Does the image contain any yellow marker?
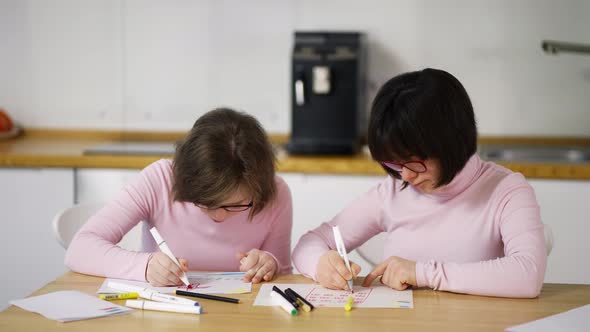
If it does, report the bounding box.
[99,292,139,301]
[296,298,312,313]
[344,296,354,311]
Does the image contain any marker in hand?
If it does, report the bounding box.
[150,227,190,286]
[332,225,354,292]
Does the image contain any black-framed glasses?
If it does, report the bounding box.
[195,201,253,212]
[381,160,427,173]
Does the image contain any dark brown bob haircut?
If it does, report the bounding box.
[368,68,477,189]
[172,108,277,218]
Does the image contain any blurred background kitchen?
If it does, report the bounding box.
[0,0,589,309]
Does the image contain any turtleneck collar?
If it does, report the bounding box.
[420,154,482,202]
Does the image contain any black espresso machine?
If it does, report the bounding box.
[286,32,367,155]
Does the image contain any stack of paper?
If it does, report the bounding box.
[10,290,132,322]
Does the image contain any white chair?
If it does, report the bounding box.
[52,202,146,250]
[52,202,105,249]
[543,223,554,256]
[355,224,554,268]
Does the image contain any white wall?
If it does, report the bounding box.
[1,0,589,135]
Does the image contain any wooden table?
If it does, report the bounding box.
[1,272,589,331]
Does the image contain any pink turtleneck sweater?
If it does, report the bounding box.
[292,155,546,298]
[65,159,293,281]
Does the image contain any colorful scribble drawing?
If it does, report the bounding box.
[305,287,373,307]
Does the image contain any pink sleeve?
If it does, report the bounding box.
[260,177,293,274]
[64,162,166,281]
[292,182,386,279]
[416,180,547,298]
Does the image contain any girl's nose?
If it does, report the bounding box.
[210,208,230,221]
[400,167,418,182]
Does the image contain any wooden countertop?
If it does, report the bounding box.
[2,271,590,332]
[1,129,589,180]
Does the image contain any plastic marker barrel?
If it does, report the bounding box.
[126,300,202,314]
[270,290,297,316]
[344,296,354,311]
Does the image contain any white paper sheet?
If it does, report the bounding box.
[254,283,413,309]
[505,304,590,332]
[10,290,132,322]
[98,272,251,295]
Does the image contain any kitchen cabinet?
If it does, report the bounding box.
[0,168,74,309]
[75,168,140,204]
[529,179,590,284]
[74,168,143,251]
[281,174,385,274]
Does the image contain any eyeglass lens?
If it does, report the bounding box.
[195,202,252,212]
[383,161,427,173]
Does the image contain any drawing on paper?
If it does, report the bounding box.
[97,272,252,295]
[305,287,372,306]
[254,283,413,309]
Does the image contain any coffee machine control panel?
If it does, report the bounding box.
[312,66,331,95]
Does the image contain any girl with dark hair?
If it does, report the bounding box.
[293,68,546,298]
[66,108,292,286]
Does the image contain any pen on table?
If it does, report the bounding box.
[108,281,199,307]
[149,226,190,286]
[270,287,298,316]
[332,225,354,292]
[285,288,314,312]
[126,300,202,314]
[99,292,138,301]
[174,290,240,304]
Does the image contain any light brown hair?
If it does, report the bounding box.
[172,108,277,218]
